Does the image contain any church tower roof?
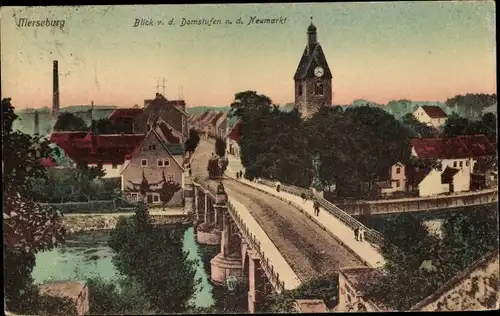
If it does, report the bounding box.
[294,19,332,81]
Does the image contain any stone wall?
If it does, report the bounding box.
[338,188,498,216]
[62,213,191,233]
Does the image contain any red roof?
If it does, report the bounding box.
[109,108,143,121]
[40,157,58,167]
[227,120,242,142]
[420,106,447,119]
[50,132,144,165]
[411,134,495,159]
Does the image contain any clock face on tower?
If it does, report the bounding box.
[314,66,324,77]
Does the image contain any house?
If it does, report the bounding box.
[375,162,407,196]
[199,110,220,137]
[134,93,189,139]
[188,113,201,131]
[226,119,242,159]
[120,127,185,207]
[408,134,496,197]
[214,112,228,138]
[208,111,225,138]
[410,250,499,311]
[39,281,89,316]
[413,105,448,128]
[49,131,144,179]
[108,107,143,133]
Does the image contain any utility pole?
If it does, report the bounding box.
[162,77,166,96]
[156,79,160,94]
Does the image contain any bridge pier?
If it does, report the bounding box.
[247,250,267,313]
[196,189,221,245]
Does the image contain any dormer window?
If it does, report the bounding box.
[314,83,324,96]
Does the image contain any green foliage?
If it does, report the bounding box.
[363,205,499,311]
[94,117,132,134]
[261,273,338,312]
[445,93,496,116]
[215,136,226,157]
[86,276,155,315]
[108,205,201,313]
[53,112,88,131]
[305,105,412,197]
[37,295,79,316]
[443,112,497,138]
[185,128,201,153]
[3,98,67,314]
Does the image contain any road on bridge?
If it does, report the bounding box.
[190,139,365,282]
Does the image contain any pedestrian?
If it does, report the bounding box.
[188,168,192,177]
[276,181,281,192]
[236,171,239,179]
[359,227,365,242]
[354,227,359,241]
[239,170,243,179]
[300,192,307,203]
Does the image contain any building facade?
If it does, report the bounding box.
[120,128,185,207]
[294,20,333,118]
[413,105,448,128]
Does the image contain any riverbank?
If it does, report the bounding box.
[62,211,192,234]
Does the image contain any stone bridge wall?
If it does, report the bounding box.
[337,188,498,216]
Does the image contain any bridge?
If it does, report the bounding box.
[186,139,388,312]
[332,188,498,216]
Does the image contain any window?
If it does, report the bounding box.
[166,174,174,182]
[157,159,164,167]
[112,164,118,169]
[453,161,457,168]
[396,180,400,188]
[148,145,156,151]
[141,159,148,167]
[298,84,303,96]
[153,193,160,204]
[459,161,463,168]
[396,167,401,174]
[315,83,324,95]
[130,193,138,202]
[164,158,170,167]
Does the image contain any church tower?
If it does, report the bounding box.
[293,18,333,118]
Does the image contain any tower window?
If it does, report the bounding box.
[298,84,303,96]
[315,83,324,96]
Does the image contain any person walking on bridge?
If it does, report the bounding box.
[313,199,320,216]
[354,227,360,241]
[301,192,307,203]
[275,181,281,192]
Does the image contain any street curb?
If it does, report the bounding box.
[226,173,372,268]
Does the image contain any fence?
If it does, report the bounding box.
[196,179,286,293]
[258,179,387,250]
[40,196,137,214]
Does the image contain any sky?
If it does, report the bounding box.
[1,2,496,109]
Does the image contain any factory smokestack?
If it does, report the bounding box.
[34,110,40,135]
[52,60,60,121]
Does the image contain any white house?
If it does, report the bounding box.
[409,135,496,197]
[413,105,448,128]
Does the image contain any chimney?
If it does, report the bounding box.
[52,60,60,121]
[34,110,40,135]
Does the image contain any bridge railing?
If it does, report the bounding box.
[258,179,387,251]
[195,179,286,293]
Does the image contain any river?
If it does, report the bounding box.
[32,226,215,308]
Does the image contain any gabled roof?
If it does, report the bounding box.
[109,108,143,121]
[156,118,183,144]
[419,106,447,119]
[211,111,224,126]
[441,166,460,184]
[201,110,219,125]
[457,135,496,157]
[121,128,185,174]
[146,93,189,117]
[294,43,333,80]
[411,135,495,159]
[226,119,243,141]
[215,112,228,128]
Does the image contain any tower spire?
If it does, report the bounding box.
[156,79,159,94]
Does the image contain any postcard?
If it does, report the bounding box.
[2,3,498,315]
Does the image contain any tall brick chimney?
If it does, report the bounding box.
[52,60,60,121]
[34,110,40,135]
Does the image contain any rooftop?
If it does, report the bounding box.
[420,105,448,119]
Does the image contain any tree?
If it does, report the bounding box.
[185,128,201,156]
[445,93,496,119]
[229,90,272,120]
[53,112,88,131]
[2,98,66,313]
[93,117,132,134]
[108,204,201,313]
[158,170,182,210]
[215,136,226,157]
